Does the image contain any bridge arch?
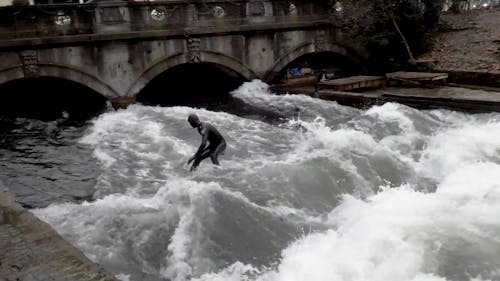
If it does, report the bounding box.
[127,51,258,98]
[0,66,112,120]
[263,43,368,83]
[0,64,119,99]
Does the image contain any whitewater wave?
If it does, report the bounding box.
[32,80,500,281]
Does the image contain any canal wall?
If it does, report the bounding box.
[0,181,119,281]
[440,69,500,88]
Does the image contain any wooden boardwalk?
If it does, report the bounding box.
[318,76,386,91]
[386,71,448,86]
[270,70,500,112]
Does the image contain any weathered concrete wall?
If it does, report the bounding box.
[438,69,500,87]
[0,0,370,104]
[0,0,12,7]
[0,181,119,281]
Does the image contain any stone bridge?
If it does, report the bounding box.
[0,0,370,109]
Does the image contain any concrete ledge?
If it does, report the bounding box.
[436,69,500,88]
[277,85,500,113]
[0,182,119,281]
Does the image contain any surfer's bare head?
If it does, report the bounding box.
[188,114,201,128]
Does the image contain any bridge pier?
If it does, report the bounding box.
[110,97,136,110]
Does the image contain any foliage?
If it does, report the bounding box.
[332,0,445,69]
[449,0,469,13]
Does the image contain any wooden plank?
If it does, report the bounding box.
[386,71,448,81]
[318,75,385,91]
[320,75,384,85]
[278,75,316,87]
[386,76,422,86]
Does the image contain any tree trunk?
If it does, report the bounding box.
[450,0,463,13]
[422,0,444,29]
[388,11,416,65]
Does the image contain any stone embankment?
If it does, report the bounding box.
[0,182,118,281]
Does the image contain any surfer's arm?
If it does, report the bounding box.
[189,127,208,163]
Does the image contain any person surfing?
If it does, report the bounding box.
[187,114,226,172]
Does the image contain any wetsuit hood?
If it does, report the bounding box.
[188,114,201,128]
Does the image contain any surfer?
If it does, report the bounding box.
[187,114,226,171]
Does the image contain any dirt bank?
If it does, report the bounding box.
[418,7,500,73]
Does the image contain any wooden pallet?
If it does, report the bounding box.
[386,71,448,86]
[318,75,386,91]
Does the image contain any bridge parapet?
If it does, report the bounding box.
[0,0,334,48]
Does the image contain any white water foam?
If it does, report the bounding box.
[194,162,500,281]
[231,80,359,121]
[193,81,500,281]
[418,120,500,181]
[34,179,231,280]
[32,81,500,281]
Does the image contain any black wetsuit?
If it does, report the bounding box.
[190,122,226,171]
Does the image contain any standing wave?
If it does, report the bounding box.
[33,81,500,281]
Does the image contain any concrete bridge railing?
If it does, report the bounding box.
[0,1,333,47]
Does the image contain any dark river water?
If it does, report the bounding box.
[1,80,500,281]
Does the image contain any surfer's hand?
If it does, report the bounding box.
[187,156,194,164]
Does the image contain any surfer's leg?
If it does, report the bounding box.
[210,141,226,165]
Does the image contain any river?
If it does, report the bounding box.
[1,80,500,281]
